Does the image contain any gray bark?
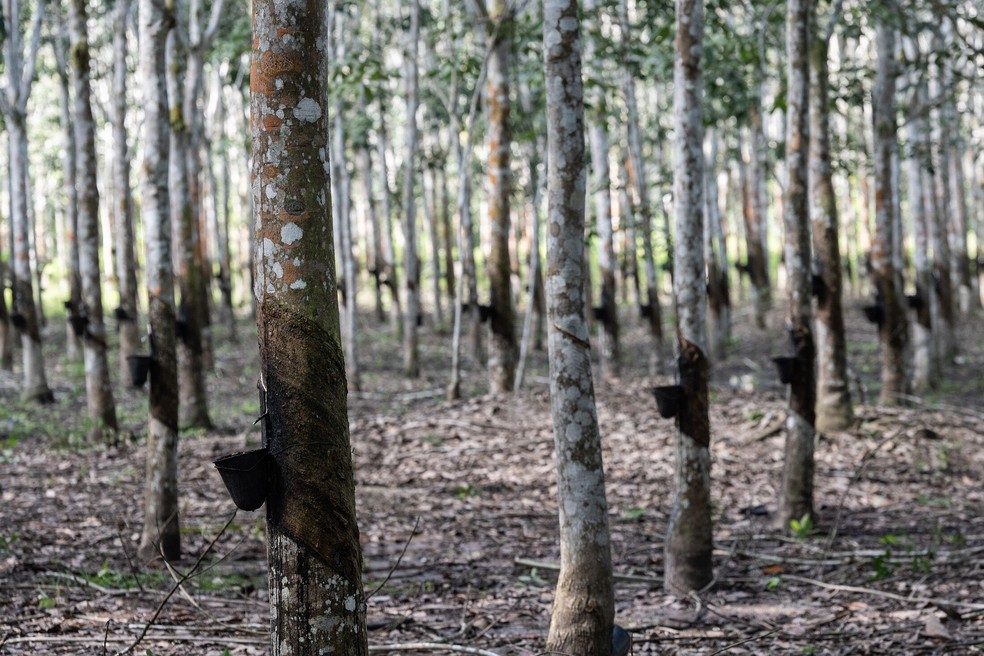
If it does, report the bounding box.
[401,0,422,378]
[138,0,181,562]
[543,1,615,651]
[252,0,368,651]
[70,0,118,442]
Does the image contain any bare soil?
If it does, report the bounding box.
[1,298,983,655]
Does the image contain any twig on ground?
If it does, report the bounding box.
[819,428,901,574]
[782,574,984,611]
[116,510,238,655]
[708,628,780,655]
[160,557,202,610]
[366,516,421,601]
[115,520,145,594]
[513,558,662,584]
[368,642,500,655]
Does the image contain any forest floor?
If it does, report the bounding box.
[1,293,983,655]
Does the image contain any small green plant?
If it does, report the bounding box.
[37,589,58,609]
[747,410,765,422]
[622,507,646,520]
[0,533,20,554]
[790,513,813,540]
[424,433,442,446]
[765,576,781,590]
[515,567,548,589]
[455,483,478,500]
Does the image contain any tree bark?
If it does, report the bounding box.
[778,0,817,530]
[543,2,615,651]
[665,0,714,594]
[584,0,618,381]
[745,98,773,328]
[704,129,729,364]
[138,0,181,562]
[111,0,142,382]
[251,0,368,651]
[618,0,664,375]
[3,0,53,404]
[167,30,212,429]
[70,0,118,442]
[871,22,908,405]
[53,21,83,361]
[809,5,852,431]
[401,0,422,378]
[485,0,518,392]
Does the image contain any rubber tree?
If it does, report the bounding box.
[1,0,53,403]
[778,0,817,530]
[401,0,422,378]
[871,20,908,405]
[111,0,142,384]
[251,0,368,651]
[703,128,729,363]
[167,24,212,429]
[618,0,665,375]
[664,0,714,594]
[584,0,618,380]
[70,0,118,442]
[809,0,852,431]
[479,0,519,392]
[543,0,615,651]
[138,0,181,562]
[52,18,83,361]
[902,44,936,392]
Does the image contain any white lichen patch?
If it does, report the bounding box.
[281,222,303,244]
[290,279,307,290]
[294,97,322,122]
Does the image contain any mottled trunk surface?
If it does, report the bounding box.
[375,109,404,335]
[9,119,53,403]
[778,0,817,531]
[809,21,852,431]
[252,0,368,651]
[745,102,772,328]
[486,0,517,392]
[55,27,83,361]
[871,23,908,405]
[585,0,618,380]
[543,2,615,652]
[112,0,141,382]
[666,0,713,594]
[167,33,212,430]
[704,130,728,364]
[423,163,444,328]
[0,256,11,370]
[401,0,421,378]
[618,0,663,374]
[334,101,361,391]
[138,0,181,563]
[71,0,118,441]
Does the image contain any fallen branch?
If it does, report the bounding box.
[782,574,984,611]
[116,510,238,655]
[513,558,661,584]
[368,642,500,656]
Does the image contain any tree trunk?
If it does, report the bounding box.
[778,0,817,531]
[111,0,142,381]
[356,124,386,323]
[211,65,238,342]
[871,22,908,405]
[809,9,852,431]
[251,1,369,651]
[703,128,728,364]
[3,0,52,403]
[665,0,713,594]
[401,0,421,378]
[138,0,181,562]
[70,0,118,442]
[618,0,664,375]
[423,161,445,329]
[376,107,404,336]
[485,0,518,392]
[167,32,212,429]
[543,2,615,651]
[584,0,618,381]
[745,100,773,327]
[54,23,83,361]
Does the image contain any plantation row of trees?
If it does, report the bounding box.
[1,0,982,653]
